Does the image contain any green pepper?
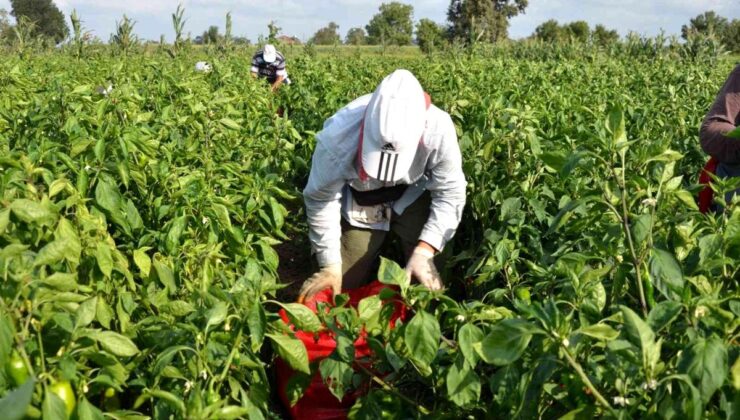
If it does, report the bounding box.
[6,350,28,386]
[49,380,76,418]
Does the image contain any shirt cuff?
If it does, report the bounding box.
[276,69,287,77]
[250,66,258,73]
[315,248,342,268]
[418,229,446,252]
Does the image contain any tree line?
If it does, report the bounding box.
[1,0,739,54]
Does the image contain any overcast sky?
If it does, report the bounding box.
[0,0,738,42]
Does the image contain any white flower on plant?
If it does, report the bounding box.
[642,379,658,391]
[201,370,208,380]
[562,338,570,347]
[202,216,209,225]
[641,198,657,207]
[693,306,708,318]
[616,255,624,263]
[184,381,192,392]
[455,314,466,323]
[84,165,91,171]
[613,396,630,406]
[83,384,89,393]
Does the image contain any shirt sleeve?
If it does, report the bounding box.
[418,114,467,251]
[303,141,346,267]
[275,56,287,77]
[250,54,260,73]
[700,65,740,164]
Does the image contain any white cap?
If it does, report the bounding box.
[263,44,277,63]
[361,69,426,183]
[195,61,211,72]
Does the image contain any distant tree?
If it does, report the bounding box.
[681,11,728,40]
[416,18,446,53]
[366,2,414,45]
[311,21,340,45]
[205,25,220,44]
[534,19,562,42]
[566,20,590,42]
[725,19,740,53]
[592,24,619,46]
[267,20,280,43]
[447,0,528,43]
[0,9,13,41]
[10,0,69,43]
[345,27,366,45]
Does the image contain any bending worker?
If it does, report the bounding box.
[250,44,289,92]
[299,69,466,301]
[701,64,740,203]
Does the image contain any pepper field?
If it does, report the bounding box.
[0,43,738,419]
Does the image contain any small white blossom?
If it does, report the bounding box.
[84,165,91,171]
[641,198,657,207]
[694,306,708,319]
[455,314,466,323]
[616,255,624,263]
[202,216,209,225]
[225,321,231,331]
[184,381,192,392]
[83,384,89,393]
[642,379,658,391]
[562,338,570,347]
[613,396,630,406]
[200,370,208,380]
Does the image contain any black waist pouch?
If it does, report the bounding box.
[349,184,409,206]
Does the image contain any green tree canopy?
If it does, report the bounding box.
[447,0,528,43]
[345,27,366,45]
[416,18,447,53]
[366,2,414,45]
[592,24,619,46]
[10,0,68,43]
[681,11,728,40]
[311,21,340,45]
[566,21,589,42]
[534,19,563,42]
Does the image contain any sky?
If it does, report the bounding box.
[0,0,738,43]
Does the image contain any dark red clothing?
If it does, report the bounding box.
[700,65,740,164]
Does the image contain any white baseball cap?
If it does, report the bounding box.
[263,44,277,63]
[361,69,427,183]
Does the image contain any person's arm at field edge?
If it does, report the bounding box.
[700,65,740,164]
[271,75,285,92]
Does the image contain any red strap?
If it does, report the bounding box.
[356,92,432,182]
[698,157,718,214]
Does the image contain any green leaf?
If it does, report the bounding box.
[10,199,56,225]
[86,330,140,357]
[94,176,121,213]
[205,301,228,331]
[631,214,652,246]
[75,297,98,329]
[647,301,682,333]
[280,303,322,333]
[95,242,114,278]
[674,189,699,211]
[165,215,187,255]
[319,357,354,401]
[404,310,440,371]
[284,372,312,407]
[0,208,10,234]
[54,218,81,265]
[153,257,176,292]
[649,248,684,299]
[267,333,310,374]
[95,298,114,329]
[161,300,195,317]
[446,355,481,407]
[678,337,728,403]
[578,323,619,341]
[475,319,537,366]
[725,126,740,139]
[358,295,382,323]
[0,378,35,420]
[133,248,151,277]
[34,239,71,267]
[247,303,266,352]
[220,118,241,130]
[620,305,655,351]
[458,323,483,367]
[606,106,627,146]
[42,391,67,420]
[77,397,105,420]
[732,357,740,390]
[41,273,78,291]
[698,234,722,266]
[378,257,409,292]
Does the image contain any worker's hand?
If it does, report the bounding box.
[405,247,443,291]
[297,264,342,303]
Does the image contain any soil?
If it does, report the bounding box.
[275,234,314,302]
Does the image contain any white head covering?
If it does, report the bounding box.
[361,69,427,183]
[263,44,277,63]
